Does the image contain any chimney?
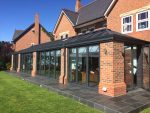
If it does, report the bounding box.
[34,13,40,44]
[75,0,82,12]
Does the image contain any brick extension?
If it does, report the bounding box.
[99,42,126,97]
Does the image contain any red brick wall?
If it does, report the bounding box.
[54,13,76,40]
[15,26,51,52]
[99,41,126,97]
[15,26,38,52]
[107,0,150,41]
[40,29,51,44]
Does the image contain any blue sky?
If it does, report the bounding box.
[0,0,93,42]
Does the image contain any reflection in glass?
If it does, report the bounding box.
[50,51,55,78]
[56,50,61,79]
[89,45,99,86]
[78,47,87,84]
[69,48,77,82]
[125,46,137,90]
[45,52,50,76]
[40,52,45,75]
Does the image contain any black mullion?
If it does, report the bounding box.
[76,48,78,83]
[54,51,56,78]
[87,46,89,86]
[149,44,150,90]
[131,46,134,89]
[49,51,50,77]
[44,51,46,76]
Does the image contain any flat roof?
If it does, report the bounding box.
[15,29,149,54]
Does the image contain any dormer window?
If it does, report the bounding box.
[122,15,133,34]
[60,33,68,39]
[136,10,150,31]
[59,31,69,39]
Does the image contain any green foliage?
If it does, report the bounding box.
[141,108,150,113]
[6,62,11,70]
[0,72,102,113]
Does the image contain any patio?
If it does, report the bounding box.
[7,71,150,113]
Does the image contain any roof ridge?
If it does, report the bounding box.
[63,8,78,14]
[78,0,98,11]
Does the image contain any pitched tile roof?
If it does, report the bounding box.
[76,0,113,25]
[63,9,79,25]
[12,23,35,42]
[12,30,24,41]
[12,23,54,42]
[62,0,114,26]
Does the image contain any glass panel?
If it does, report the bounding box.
[50,51,55,78]
[143,47,150,89]
[40,52,45,75]
[138,12,148,20]
[123,16,131,24]
[89,45,99,86]
[125,46,133,89]
[89,45,99,53]
[37,52,40,74]
[69,48,77,82]
[78,47,87,84]
[138,21,148,29]
[55,50,61,79]
[125,46,137,90]
[45,51,50,76]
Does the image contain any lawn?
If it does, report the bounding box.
[0,71,102,113]
[141,108,150,113]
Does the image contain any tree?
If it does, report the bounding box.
[0,41,14,70]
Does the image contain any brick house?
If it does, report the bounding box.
[12,14,54,52]
[11,0,150,97]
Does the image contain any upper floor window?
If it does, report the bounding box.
[59,31,69,39]
[61,33,68,39]
[136,10,150,31]
[122,15,133,34]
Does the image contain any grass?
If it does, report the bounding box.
[0,71,102,113]
[141,108,150,113]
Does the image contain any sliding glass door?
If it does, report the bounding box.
[125,46,138,90]
[69,45,99,87]
[37,50,61,79]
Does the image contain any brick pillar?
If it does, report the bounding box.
[99,41,126,97]
[10,54,14,71]
[17,54,21,73]
[64,48,68,85]
[31,52,37,77]
[59,48,65,84]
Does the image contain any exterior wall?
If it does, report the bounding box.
[99,41,126,97]
[15,26,51,52]
[15,26,38,51]
[40,29,51,43]
[107,0,150,41]
[54,13,76,40]
[76,20,107,34]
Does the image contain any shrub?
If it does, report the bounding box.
[6,62,11,70]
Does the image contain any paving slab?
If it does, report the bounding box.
[6,71,150,113]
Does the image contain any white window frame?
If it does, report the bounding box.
[121,15,133,34]
[59,31,69,39]
[136,10,150,32]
